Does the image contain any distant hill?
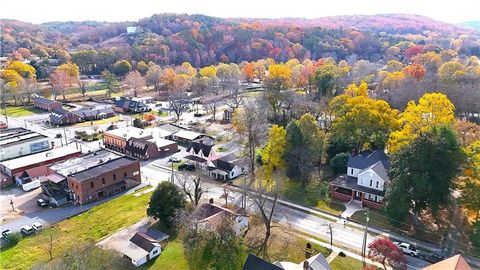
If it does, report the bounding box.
[1,13,478,65]
[460,21,480,33]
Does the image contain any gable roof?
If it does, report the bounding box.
[33,97,60,105]
[175,130,203,141]
[125,137,150,156]
[114,98,148,110]
[358,161,389,181]
[211,158,236,173]
[243,254,283,270]
[72,107,114,118]
[347,150,390,170]
[421,255,472,270]
[187,141,213,157]
[274,253,332,270]
[129,232,159,253]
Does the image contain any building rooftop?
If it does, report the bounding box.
[421,255,472,270]
[1,146,80,171]
[33,97,60,105]
[69,156,138,182]
[174,129,203,141]
[49,150,123,177]
[105,126,151,140]
[147,137,176,148]
[0,128,49,147]
[347,150,390,170]
[243,254,283,270]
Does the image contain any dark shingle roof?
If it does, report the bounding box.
[33,97,59,105]
[242,254,283,270]
[211,158,235,172]
[114,99,148,110]
[187,141,213,157]
[73,107,115,118]
[125,137,149,156]
[130,232,157,252]
[347,150,390,170]
[330,175,386,196]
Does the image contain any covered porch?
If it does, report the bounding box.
[330,175,384,210]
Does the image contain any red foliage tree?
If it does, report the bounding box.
[403,63,426,80]
[368,238,406,270]
[404,45,424,59]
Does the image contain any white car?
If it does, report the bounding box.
[394,242,419,257]
[32,222,43,231]
[20,225,35,236]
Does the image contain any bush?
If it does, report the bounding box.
[133,118,143,128]
[330,152,350,174]
[3,232,22,249]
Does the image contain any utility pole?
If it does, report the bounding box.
[242,174,247,210]
[361,209,370,267]
[63,127,68,146]
[170,160,175,183]
[323,223,334,251]
[10,197,14,211]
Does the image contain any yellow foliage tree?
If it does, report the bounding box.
[261,125,287,179]
[344,81,368,97]
[6,61,36,80]
[199,65,217,78]
[266,63,292,90]
[388,92,455,152]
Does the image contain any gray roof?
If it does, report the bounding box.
[368,161,388,181]
[243,254,282,270]
[347,150,390,170]
[33,97,60,105]
[67,156,138,182]
[129,232,158,252]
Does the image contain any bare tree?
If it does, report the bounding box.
[177,172,205,207]
[233,99,268,185]
[124,70,146,97]
[43,230,58,261]
[225,87,244,110]
[168,91,190,123]
[78,80,88,99]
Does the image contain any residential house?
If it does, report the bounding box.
[191,202,248,235]
[184,141,218,169]
[32,97,62,112]
[72,107,115,121]
[207,153,244,182]
[330,150,390,209]
[49,150,141,204]
[243,254,283,270]
[132,96,155,104]
[421,254,472,270]
[125,233,162,266]
[113,98,150,113]
[274,253,332,270]
[50,108,82,126]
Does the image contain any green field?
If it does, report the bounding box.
[0,192,151,270]
[0,106,44,117]
[330,255,368,270]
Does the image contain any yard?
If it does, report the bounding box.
[0,106,45,117]
[142,240,189,270]
[281,179,346,215]
[0,191,151,270]
[330,255,372,270]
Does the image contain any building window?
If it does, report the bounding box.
[90,182,94,189]
[124,172,127,178]
[369,180,373,187]
[102,178,105,185]
[375,181,379,188]
[113,174,116,181]
[350,168,354,175]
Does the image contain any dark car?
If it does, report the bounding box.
[1,229,12,239]
[422,252,446,263]
[37,198,49,208]
[178,164,195,171]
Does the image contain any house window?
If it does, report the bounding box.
[102,178,105,184]
[369,180,373,187]
[90,182,94,189]
[350,168,354,175]
[113,174,116,181]
[375,181,379,188]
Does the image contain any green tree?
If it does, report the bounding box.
[71,49,98,74]
[112,60,132,76]
[283,119,313,186]
[136,60,149,76]
[386,126,464,222]
[101,70,120,99]
[298,113,325,165]
[330,152,350,175]
[147,181,186,227]
[326,135,355,162]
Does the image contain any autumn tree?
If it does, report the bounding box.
[112,60,131,76]
[136,60,149,76]
[459,141,480,219]
[145,64,163,92]
[388,92,455,153]
[330,82,399,152]
[71,49,98,74]
[403,63,426,81]
[101,70,120,99]
[386,126,464,222]
[261,125,287,178]
[124,70,145,97]
[6,61,36,80]
[368,238,406,270]
[49,70,70,100]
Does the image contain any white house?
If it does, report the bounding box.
[124,232,162,267]
[274,253,332,270]
[184,141,218,169]
[330,150,390,209]
[207,153,245,182]
[192,203,248,235]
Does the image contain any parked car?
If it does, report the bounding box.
[37,198,49,208]
[422,252,446,263]
[168,157,180,163]
[20,225,35,236]
[394,242,419,257]
[1,229,12,239]
[32,222,43,231]
[178,164,195,171]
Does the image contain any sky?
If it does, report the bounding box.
[0,0,479,24]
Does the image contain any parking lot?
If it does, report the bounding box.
[0,187,43,224]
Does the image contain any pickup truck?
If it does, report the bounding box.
[394,242,419,257]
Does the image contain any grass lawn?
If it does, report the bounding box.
[330,255,369,270]
[0,191,152,270]
[281,180,346,215]
[0,106,44,117]
[142,240,189,270]
[74,115,123,127]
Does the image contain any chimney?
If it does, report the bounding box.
[209,198,214,204]
[303,261,310,270]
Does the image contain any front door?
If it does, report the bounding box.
[354,191,363,200]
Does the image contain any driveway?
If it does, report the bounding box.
[0,187,43,223]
